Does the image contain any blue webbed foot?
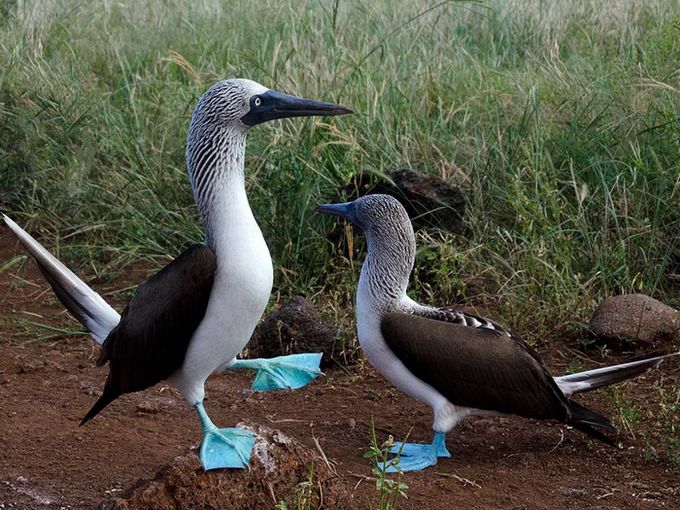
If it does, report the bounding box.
[378,453,437,473]
[379,432,450,473]
[388,442,436,457]
[230,353,323,391]
[200,427,256,470]
[195,402,256,470]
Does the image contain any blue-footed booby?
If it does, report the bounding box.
[317,194,679,472]
[3,78,351,470]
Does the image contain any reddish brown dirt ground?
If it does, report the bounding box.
[1,230,679,509]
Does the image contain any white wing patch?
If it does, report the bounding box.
[407,302,509,336]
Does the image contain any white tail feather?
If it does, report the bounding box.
[555,352,679,396]
[3,215,120,343]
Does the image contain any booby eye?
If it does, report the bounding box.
[253,97,262,107]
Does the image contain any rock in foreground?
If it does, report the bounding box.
[588,294,678,349]
[99,423,346,510]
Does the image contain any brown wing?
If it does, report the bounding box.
[381,311,570,421]
[81,244,216,424]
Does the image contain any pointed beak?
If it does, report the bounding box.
[314,202,355,221]
[242,90,353,126]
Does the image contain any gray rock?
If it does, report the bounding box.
[247,296,339,367]
[588,294,679,348]
[348,168,465,233]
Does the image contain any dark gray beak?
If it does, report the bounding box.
[315,202,356,221]
[241,90,353,126]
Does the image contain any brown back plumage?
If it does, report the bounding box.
[381,311,615,444]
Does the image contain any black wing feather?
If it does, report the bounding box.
[381,311,614,442]
[81,244,216,425]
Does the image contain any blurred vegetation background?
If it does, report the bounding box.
[1,0,678,344]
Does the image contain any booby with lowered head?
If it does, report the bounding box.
[3,78,351,470]
[317,194,679,472]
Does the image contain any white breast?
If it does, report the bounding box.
[170,185,273,404]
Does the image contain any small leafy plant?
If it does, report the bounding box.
[364,420,409,510]
[275,462,316,510]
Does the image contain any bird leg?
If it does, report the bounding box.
[228,353,323,391]
[195,402,256,470]
[378,432,451,472]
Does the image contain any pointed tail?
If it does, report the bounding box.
[80,380,119,426]
[556,352,679,397]
[3,215,121,344]
[568,400,616,446]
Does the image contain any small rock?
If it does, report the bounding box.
[588,294,679,349]
[248,296,339,367]
[136,402,160,415]
[347,168,465,233]
[80,381,98,396]
[98,423,346,510]
[564,487,588,497]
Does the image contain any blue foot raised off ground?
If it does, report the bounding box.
[195,402,256,470]
[379,432,451,473]
[230,353,323,391]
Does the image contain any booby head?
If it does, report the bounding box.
[316,194,413,246]
[189,78,352,133]
[316,194,415,305]
[187,78,352,180]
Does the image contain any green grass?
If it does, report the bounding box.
[1,0,679,342]
[610,382,680,467]
[642,383,680,466]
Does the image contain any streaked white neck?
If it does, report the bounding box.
[356,233,414,317]
[204,166,256,257]
[188,131,272,288]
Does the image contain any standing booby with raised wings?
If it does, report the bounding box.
[3,78,351,470]
[317,194,678,472]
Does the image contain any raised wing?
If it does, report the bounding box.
[81,244,216,424]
